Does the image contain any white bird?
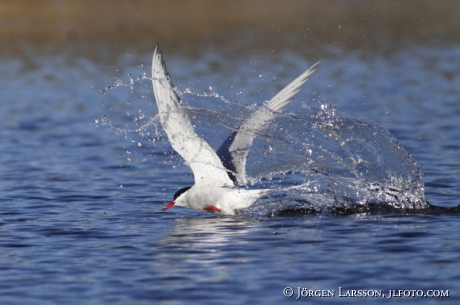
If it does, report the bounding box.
[152,45,318,215]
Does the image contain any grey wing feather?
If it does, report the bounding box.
[217,61,319,185]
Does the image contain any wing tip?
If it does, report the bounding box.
[265,60,320,111]
[152,43,163,73]
[152,44,174,85]
[151,43,182,107]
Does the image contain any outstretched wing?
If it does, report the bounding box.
[152,45,234,187]
[217,62,319,185]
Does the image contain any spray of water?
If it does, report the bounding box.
[96,71,427,215]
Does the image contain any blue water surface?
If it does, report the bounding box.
[0,43,459,304]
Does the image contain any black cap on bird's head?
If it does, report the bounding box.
[162,186,192,211]
[174,186,192,200]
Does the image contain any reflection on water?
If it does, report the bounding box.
[158,217,258,265]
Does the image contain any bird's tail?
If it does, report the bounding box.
[253,180,315,198]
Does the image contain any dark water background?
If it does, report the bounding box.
[1,1,460,304]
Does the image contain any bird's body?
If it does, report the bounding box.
[151,45,318,215]
[176,185,271,214]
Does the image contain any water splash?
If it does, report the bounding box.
[183,100,427,214]
[98,72,427,214]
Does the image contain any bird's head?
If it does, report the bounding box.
[162,186,192,210]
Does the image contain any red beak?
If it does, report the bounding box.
[162,201,176,211]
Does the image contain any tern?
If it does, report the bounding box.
[152,45,318,215]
